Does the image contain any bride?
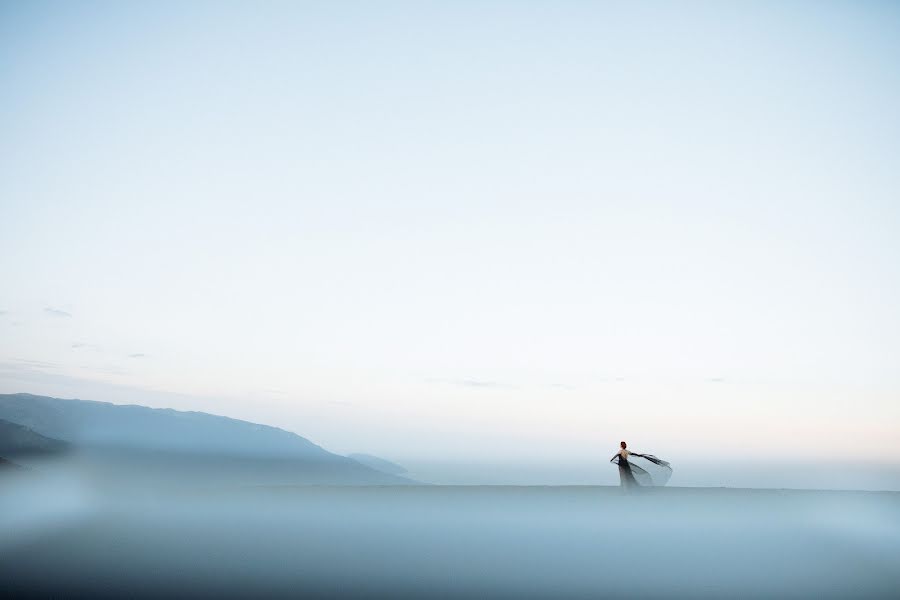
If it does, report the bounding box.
[610,441,672,490]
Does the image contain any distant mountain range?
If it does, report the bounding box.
[0,393,414,485]
[348,453,408,475]
[0,418,70,457]
[0,456,25,470]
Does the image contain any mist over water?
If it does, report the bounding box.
[399,459,900,491]
[2,462,899,599]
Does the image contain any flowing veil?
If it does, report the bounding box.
[611,453,673,486]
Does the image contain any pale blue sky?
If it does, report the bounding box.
[2,1,900,478]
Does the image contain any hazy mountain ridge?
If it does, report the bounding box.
[0,418,70,457]
[348,453,408,475]
[0,393,414,485]
[0,393,330,458]
[0,456,25,470]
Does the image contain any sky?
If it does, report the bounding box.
[2,1,899,484]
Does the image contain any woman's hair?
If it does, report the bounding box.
[620,441,627,448]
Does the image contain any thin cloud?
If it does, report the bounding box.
[428,378,516,390]
[9,358,62,370]
[79,364,128,376]
[459,379,506,388]
[128,353,146,359]
[546,383,576,391]
[72,342,102,351]
[44,307,72,318]
[0,363,210,411]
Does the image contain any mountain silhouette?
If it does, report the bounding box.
[0,393,414,485]
[0,456,26,470]
[0,418,70,457]
[348,453,408,475]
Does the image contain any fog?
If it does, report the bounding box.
[3,466,898,598]
[400,459,900,491]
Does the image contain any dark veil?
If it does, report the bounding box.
[611,453,672,487]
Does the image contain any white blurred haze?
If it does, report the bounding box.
[2,1,899,481]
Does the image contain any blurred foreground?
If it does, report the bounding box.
[2,475,898,598]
